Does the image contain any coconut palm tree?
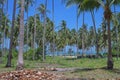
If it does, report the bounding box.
[25,0,35,51]
[17,0,35,49]
[88,26,96,53]
[16,0,25,70]
[96,0,116,69]
[69,29,76,46]
[34,14,42,48]
[0,0,6,63]
[33,0,37,60]
[6,0,17,67]
[0,14,10,63]
[52,0,55,57]
[80,0,100,57]
[37,0,47,61]
[37,4,46,61]
[3,0,8,55]
[60,20,69,55]
[63,0,83,55]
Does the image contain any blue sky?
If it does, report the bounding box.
[7,0,119,30]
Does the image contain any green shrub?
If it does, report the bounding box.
[24,48,34,60]
[24,47,43,60]
[12,49,18,58]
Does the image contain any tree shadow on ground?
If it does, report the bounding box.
[64,58,77,60]
[72,67,120,74]
[72,68,96,73]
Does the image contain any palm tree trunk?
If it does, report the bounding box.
[82,34,85,57]
[82,11,85,57]
[2,3,5,57]
[90,10,99,57]
[0,2,4,63]
[0,9,1,63]
[82,11,84,26]
[2,17,6,56]
[107,19,113,69]
[42,0,47,61]
[1,27,5,62]
[0,5,2,26]
[6,0,16,67]
[16,0,25,70]
[26,7,29,59]
[4,0,8,57]
[76,6,79,55]
[0,0,4,25]
[42,14,45,61]
[52,0,55,57]
[33,14,36,60]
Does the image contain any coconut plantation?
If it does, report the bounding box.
[0,0,120,80]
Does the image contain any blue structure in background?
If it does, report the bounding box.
[46,45,100,56]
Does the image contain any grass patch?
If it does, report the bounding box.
[0,56,120,69]
[0,56,120,79]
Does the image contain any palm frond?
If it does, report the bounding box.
[96,0,105,8]
[110,0,115,6]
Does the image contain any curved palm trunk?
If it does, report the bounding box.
[6,0,16,67]
[107,19,113,69]
[16,0,25,70]
[90,10,99,57]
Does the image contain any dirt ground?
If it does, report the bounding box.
[0,67,120,80]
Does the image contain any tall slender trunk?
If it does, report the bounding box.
[82,11,85,57]
[26,7,29,60]
[42,0,47,61]
[107,19,113,69]
[26,9,29,59]
[2,4,5,57]
[90,10,99,57]
[42,14,45,61]
[0,5,2,60]
[2,15,6,56]
[0,2,4,63]
[16,0,25,70]
[3,0,8,57]
[31,34,34,48]
[0,5,2,26]
[0,1,4,25]
[33,15,36,60]
[6,0,16,67]
[82,11,84,26]
[76,6,79,55]
[52,0,55,57]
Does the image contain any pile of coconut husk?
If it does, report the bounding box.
[0,69,63,80]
